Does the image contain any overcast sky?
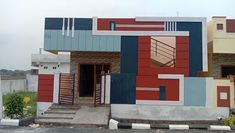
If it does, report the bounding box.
[0,0,235,70]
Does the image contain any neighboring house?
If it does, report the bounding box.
[31,53,70,74]
[37,17,234,119]
[208,16,235,78]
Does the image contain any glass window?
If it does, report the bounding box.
[217,24,223,30]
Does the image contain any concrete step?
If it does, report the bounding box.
[36,118,72,125]
[45,109,77,114]
[77,97,94,100]
[39,113,74,119]
[50,104,80,110]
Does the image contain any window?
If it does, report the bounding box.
[53,66,57,70]
[109,21,116,31]
[217,24,223,30]
[43,66,48,69]
[221,65,235,77]
[220,92,227,100]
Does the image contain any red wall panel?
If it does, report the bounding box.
[136,76,179,101]
[38,74,54,102]
[116,27,164,31]
[217,86,230,107]
[136,90,160,100]
[226,19,235,33]
[176,36,189,44]
[136,76,159,87]
[97,18,164,30]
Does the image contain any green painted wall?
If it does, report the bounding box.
[44,30,121,52]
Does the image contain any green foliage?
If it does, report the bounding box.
[3,92,37,117]
[225,116,235,126]
[4,93,24,119]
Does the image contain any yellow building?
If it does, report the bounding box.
[208,16,235,78]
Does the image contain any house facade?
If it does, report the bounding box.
[31,53,70,74]
[207,16,235,78]
[37,16,234,119]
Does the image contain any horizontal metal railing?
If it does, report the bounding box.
[151,38,176,67]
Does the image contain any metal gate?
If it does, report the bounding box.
[59,73,75,105]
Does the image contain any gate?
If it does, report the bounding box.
[59,73,75,105]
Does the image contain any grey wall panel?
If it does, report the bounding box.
[57,30,65,50]
[44,30,51,50]
[85,30,93,50]
[44,30,121,52]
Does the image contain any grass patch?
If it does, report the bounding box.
[3,92,37,117]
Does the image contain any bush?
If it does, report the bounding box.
[4,93,24,119]
[3,92,37,117]
[225,116,235,126]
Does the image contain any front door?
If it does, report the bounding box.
[217,86,230,107]
[80,64,94,97]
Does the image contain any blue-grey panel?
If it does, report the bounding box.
[184,77,206,106]
[45,18,63,30]
[78,30,86,50]
[44,30,51,50]
[50,30,58,50]
[45,18,92,30]
[106,36,114,51]
[74,18,92,30]
[57,30,65,50]
[113,37,121,51]
[159,86,166,100]
[177,22,202,77]
[99,36,107,51]
[110,74,136,104]
[44,30,121,52]
[85,30,93,50]
[71,31,79,50]
[64,33,72,51]
[121,36,138,74]
[92,35,100,51]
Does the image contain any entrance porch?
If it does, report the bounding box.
[70,52,120,106]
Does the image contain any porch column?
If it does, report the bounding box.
[53,73,60,103]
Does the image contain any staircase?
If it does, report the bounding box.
[151,38,176,67]
[75,97,94,106]
[36,104,79,125]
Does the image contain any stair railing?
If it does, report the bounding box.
[151,38,176,67]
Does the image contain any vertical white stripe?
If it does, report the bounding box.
[164,21,166,31]
[62,18,65,35]
[67,18,70,36]
[72,18,74,38]
[202,18,208,71]
[172,22,174,31]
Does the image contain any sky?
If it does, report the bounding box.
[0,0,235,70]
